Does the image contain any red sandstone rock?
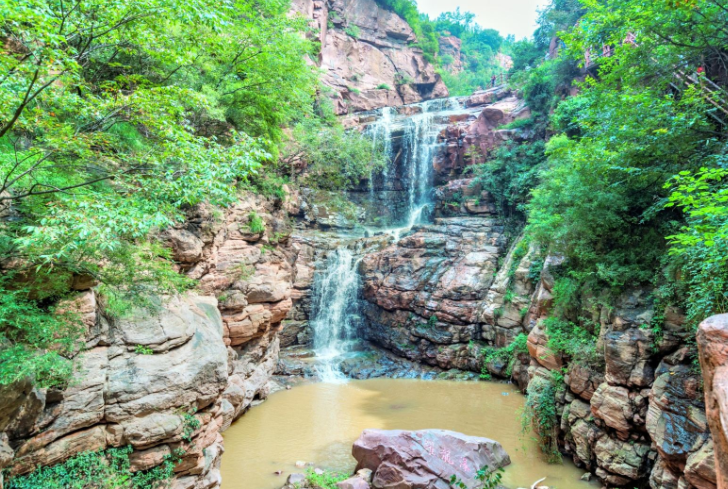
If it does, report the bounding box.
[336,476,371,489]
[352,429,510,489]
[698,314,728,489]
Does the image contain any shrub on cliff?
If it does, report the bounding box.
[284,120,389,191]
[4,445,177,489]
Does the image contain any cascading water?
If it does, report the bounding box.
[367,106,394,158]
[309,248,362,383]
[309,97,470,380]
[402,104,436,220]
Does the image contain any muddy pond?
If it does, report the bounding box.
[220,379,596,489]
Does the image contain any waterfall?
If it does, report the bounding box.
[368,106,394,158]
[398,99,455,230]
[366,106,395,200]
[309,248,362,383]
[308,97,466,380]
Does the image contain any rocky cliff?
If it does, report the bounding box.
[290,0,448,114]
[0,194,299,489]
[337,93,719,489]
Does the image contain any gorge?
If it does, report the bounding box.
[2,0,728,489]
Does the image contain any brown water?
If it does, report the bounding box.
[220,379,595,489]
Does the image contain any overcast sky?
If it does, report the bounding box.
[416,0,548,40]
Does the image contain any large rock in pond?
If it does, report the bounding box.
[352,429,510,489]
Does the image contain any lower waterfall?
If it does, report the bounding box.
[309,247,362,382]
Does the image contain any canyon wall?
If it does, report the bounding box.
[349,94,718,489]
[0,1,452,484]
[0,194,301,489]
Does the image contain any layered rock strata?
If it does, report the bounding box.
[290,0,449,114]
[0,194,299,489]
[698,315,728,489]
[344,93,717,489]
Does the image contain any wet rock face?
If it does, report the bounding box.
[290,0,448,114]
[434,93,530,181]
[276,342,459,380]
[698,314,728,489]
[362,219,717,489]
[360,216,506,369]
[352,429,510,489]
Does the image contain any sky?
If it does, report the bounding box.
[416,0,548,40]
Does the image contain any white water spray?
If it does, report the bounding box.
[309,97,469,382]
[309,248,362,383]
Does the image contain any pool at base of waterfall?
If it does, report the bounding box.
[220,379,597,489]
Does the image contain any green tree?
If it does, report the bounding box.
[0,0,317,387]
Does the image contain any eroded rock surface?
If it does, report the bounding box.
[0,193,298,489]
[352,429,510,489]
[291,0,448,114]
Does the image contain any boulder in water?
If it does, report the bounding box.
[352,429,511,489]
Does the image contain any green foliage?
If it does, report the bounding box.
[480,333,529,379]
[665,168,728,253]
[543,316,602,369]
[182,413,202,443]
[287,120,388,191]
[527,83,712,293]
[0,274,79,388]
[659,167,728,328]
[134,345,154,355]
[304,468,349,489]
[376,83,393,90]
[426,8,505,95]
[246,211,266,234]
[450,467,504,489]
[528,256,545,284]
[0,0,318,387]
[345,24,361,38]
[522,375,563,463]
[5,446,177,489]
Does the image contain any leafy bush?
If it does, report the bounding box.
[5,446,177,489]
[522,374,563,463]
[134,345,154,355]
[480,333,529,379]
[543,316,602,369]
[450,467,504,489]
[304,468,349,489]
[246,211,266,234]
[0,273,80,388]
[286,121,388,191]
[470,140,546,222]
[376,83,392,90]
[345,24,361,38]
